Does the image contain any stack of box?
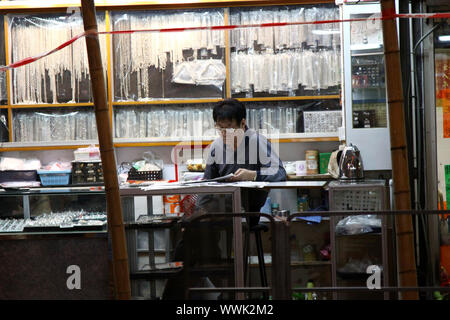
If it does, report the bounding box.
[72,161,103,185]
[72,146,103,185]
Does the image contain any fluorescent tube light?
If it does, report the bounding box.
[438,35,450,42]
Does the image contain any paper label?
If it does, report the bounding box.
[164,195,181,216]
[443,89,450,138]
[307,160,317,170]
[446,165,450,205]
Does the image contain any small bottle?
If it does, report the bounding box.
[306,280,314,300]
[271,203,279,216]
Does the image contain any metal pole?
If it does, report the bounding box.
[80,0,131,300]
[380,0,419,300]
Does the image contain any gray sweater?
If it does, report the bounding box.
[199,128,286,216]
[204,128,287,182]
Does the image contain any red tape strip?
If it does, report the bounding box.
[1,11,449,71]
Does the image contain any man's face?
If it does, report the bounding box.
[215,118,246,149]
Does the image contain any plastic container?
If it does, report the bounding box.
[305,150,319,175]
[127,167,162,181]
[37,170,71,186]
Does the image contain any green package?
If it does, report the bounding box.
[319,153,332,174]
[446,165,450,205]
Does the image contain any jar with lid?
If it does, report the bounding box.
[305,150,319,175]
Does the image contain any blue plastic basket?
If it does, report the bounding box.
[37,170,72,186]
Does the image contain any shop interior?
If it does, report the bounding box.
[0,0,448,300]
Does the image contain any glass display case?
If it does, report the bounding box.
[0,186,109,299]
[229,4,341,98]
[113,99,342,142]
[0,2,343,150]
[341,2,392,170]
[113,104,216,141]
[0,186,107,232]
[12,107,98,143]
[350,11,387,129]
[120,185,242,300]
[328,179,391,300]
[111,9,226,101]
[9,13,107,105]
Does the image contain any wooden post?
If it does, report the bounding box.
[271,220,291,299]
[81,0,131,300]
[380,0,419,300]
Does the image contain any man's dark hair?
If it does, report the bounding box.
[213,99,246,124]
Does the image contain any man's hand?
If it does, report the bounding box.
[229,168,257,181]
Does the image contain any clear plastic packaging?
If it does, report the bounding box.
[112,9,225,101]
[114,104,217,139]
[13,108,97,142]
[230,49,341,95]
[303,110,342,133]
[9,13,106,104]
[335,215,382,236]
[229,5,340,97]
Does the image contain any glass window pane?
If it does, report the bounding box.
[9,13,106,104]
[350,13,387,129]
[29,194,106,217]
[111,9,226,101]
[113,104,216,139]
[230,4,341,98]
[12,107,98,142]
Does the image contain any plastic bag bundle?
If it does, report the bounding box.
[172,59,226,87]
[335,215,382,236]
[10,14,107,104]
[114,105,216,139]
[230,6,339,50]
[231,49,341,94]
[13,109,96,142]
[114,10,225,101]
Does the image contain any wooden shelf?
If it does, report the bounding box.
[10,103,94,109]
[136,249,166,254]
[237,95,340,102]
[0,1,341,152]
[0,1,336,13]
[336,232,382,238]
[111,95,340,106]
[130,269,182,280]
[0,141,99,152]
[250,261,331,267]
[0,133,340,151]
[113,99,222,106]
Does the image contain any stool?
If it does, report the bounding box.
[243,223,269,299]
